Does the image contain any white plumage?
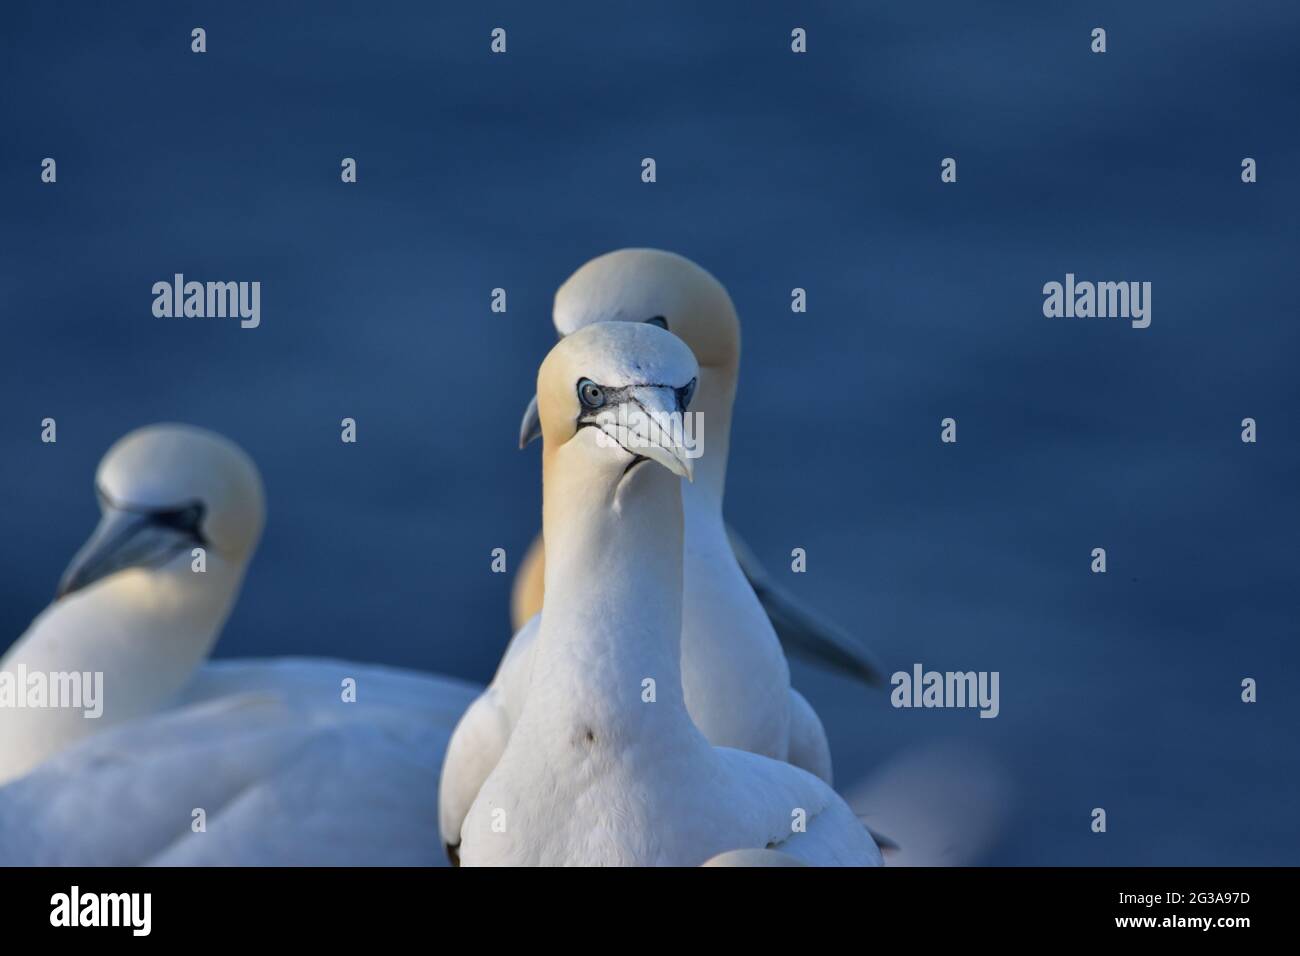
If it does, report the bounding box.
[455,322,881,866]
[0,425,478,865]
[442,249,871,853]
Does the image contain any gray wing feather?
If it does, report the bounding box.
[728,524,885,687]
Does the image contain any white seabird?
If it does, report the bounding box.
[457,322,881,866]
[440,249,876,856]
[513,249,884,688]
[0,424,477,865]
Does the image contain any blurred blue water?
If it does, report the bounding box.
[1,1,1296,864]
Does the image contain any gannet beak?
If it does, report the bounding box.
[518,394,542,449]
[596,385,696,482]
[56,507,200,600]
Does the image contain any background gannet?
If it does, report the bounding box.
[0,424,477,865]
[440,249,875,856]
[458,322,881,866]
[0,424,266,783]
[513,249,884,688]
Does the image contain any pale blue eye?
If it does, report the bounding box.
[577,379,605,408]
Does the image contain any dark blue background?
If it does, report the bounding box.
[2,1,1296,864]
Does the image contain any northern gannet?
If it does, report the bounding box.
[513,249,884,688]
[0,424,477,865]
[457,322,882,865]
[439,249,874,855]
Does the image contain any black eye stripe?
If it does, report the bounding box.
[151,504,202,530]
[574,381,696,424]
[96,485,208,543]
[148,504,208,545]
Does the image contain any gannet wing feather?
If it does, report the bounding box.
[727,524,885,687]
[863,825,900,854]
[437,688,513,858]
[767,792,884,866]
[0,658,478,866]
[176,657,476,723]
[713,748,884,866]
[437,614,540,855]
[785,687,833,785]
[0,693,310,866]
[147,718,454,866]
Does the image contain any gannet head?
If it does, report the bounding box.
[552,249,739,368]
[520,249,734,449]
[56,424,265,600]
[535,322,699,484]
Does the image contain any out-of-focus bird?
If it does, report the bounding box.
[0,424,477,865]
